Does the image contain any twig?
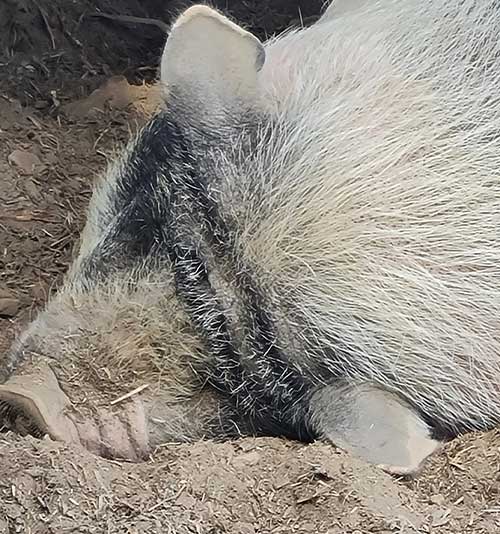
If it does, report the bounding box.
[87,12,169,34]
[110,384,150,405]
[33,0,56,50]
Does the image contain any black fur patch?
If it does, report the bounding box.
[79,113,186,278]
[79,108,316,441]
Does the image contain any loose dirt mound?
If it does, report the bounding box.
[1,431,499,533]
[1,2,500,532]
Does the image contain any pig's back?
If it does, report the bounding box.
[229,0,500,433]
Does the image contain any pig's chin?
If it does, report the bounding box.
[0,363,151,462]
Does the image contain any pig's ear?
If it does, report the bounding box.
[0,364,80,443]
[160,5,264,113]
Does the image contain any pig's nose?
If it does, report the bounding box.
[0,362,81,444]
[0,363,150,462]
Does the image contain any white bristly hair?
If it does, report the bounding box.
[216,0,500,432]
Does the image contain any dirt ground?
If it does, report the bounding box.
[1,1,500,533]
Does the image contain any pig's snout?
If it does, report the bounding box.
[0,363,150,462]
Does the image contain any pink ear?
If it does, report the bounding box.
[160,5,264,114]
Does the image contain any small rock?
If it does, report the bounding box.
[61,76,162,119]
[0,298,19,317]
[8,149,42,174]
[0,289,20,317]
[430,494,445,506]
[61,76,134,119]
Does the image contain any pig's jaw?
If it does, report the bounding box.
[0,363,151,462]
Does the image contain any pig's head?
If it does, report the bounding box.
[0,273,207,461]
[0,5,266,459]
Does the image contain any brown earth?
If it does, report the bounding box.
[1,2,500,533]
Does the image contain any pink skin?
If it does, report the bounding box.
[0,363,150,461]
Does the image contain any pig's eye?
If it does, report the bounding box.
[0,399,47,439]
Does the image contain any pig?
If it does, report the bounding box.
[1,0,500,476]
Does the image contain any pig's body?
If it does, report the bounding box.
[2,0,500,474]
